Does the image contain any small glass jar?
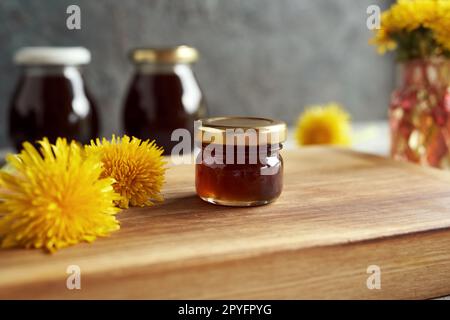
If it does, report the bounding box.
[123,45,207,155]
[9,47,99,151]
[195,117,287,206]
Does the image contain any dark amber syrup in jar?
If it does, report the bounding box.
[123,71,206,155]
[195,143,283,206]
[9,67,98,151]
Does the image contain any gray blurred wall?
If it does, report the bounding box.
[0,0,394,148]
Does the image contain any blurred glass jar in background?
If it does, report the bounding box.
[9,47,99,151]
[123,46,207,155]
[390,57,450,168]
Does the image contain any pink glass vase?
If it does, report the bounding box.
[390,57,450,168]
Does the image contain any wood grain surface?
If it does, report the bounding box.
[1,147,450,299]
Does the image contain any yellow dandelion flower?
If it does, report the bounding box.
[429,1,450,52]
[86,135,166,209]
[387,0,438,32]
[0,138,121,253]
[370,27,397,55]
[295,103,352,146]
[370,0,450,56]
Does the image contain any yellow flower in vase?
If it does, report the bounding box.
[370,27,397,54]
[295,103,352,147]
[429,1,450,52]
[370,0,450,59]
[0,138,121,253]
[86,135,166,209]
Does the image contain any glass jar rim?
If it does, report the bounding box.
[130,45,198,64]
[197,116,287,146]
[14,47,91,66]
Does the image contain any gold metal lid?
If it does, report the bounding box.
[131,45,199,64]
[197,116,287,145]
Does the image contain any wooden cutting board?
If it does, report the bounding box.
[2,147,450,299]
